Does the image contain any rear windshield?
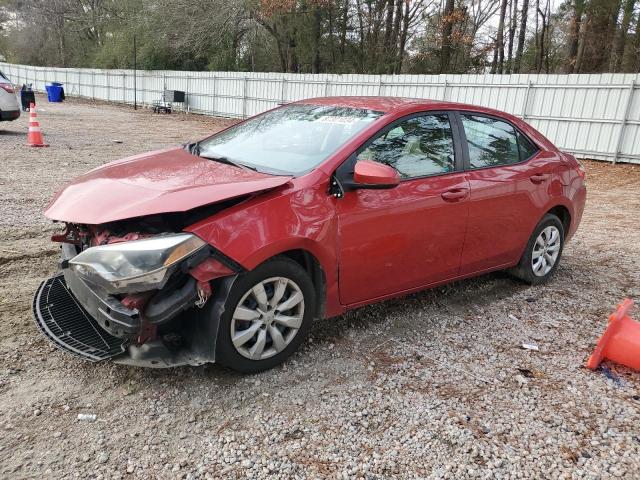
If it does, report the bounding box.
[198,104,383,175]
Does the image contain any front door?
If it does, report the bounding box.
[336,112,470,305]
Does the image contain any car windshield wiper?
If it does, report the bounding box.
[184,141,201,155]
[200,154,258,172]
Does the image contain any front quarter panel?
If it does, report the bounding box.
[185,181,342,317]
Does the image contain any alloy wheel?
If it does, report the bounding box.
[230,277,305,360]
[531,225,561,277]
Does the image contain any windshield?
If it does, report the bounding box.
[198,104,383,175]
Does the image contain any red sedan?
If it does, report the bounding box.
[34,97,586,372]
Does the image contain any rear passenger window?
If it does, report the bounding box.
[461,115,520,168]
[517,131,539,160]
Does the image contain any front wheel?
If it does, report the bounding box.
[511,214,565,285]
[215,257,316,373]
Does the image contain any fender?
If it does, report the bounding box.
[185,180,344,318]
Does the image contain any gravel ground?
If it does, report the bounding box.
[0,96,639,480]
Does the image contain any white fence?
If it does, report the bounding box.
[2,62,639,164]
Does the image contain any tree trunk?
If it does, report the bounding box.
[514,0,529,73]
[535,0,543,73]
[355,0,366,72]
[392,0,403,41]
[507,0,518,73]
[490,38,499,73]
[612,0,636,71]
[312,8,322,73]
[287,24,299,73]
[635,11,640,71]
[57,27,66,67]
[391,0,403,73]
[369,0,386,72]
[496,0,509,73]
[566,0,585,73]
[328,4,336,67]
[395,0,410,73]
[339,0,348,58]
[604,0,623,70]
[382,0,395,73]
[256,18,287,72]
[441,0,456,73]
[383,0,394,50]
[575,17,587,72]
[544,0,551,72]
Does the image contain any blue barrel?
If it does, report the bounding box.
[45,83,64,102]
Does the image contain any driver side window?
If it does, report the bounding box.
[356,114,455,179]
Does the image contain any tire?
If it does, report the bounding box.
[215,257,316,373]
[511,214,565,285]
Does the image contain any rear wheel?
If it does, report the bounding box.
[215,257,315,373]
[511,214,564,285]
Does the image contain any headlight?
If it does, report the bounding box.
[69,233,206,294]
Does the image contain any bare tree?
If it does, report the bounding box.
[566,0,585,73]
[536,0,549,73]
[507,0,518,72]
[513,0,529,72]
[611,0,636,71]
[441,0,457,72]
[635,9,640,71]
[493,0,508,73]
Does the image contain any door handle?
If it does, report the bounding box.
[530,173,550,184]
[441,188,469,202]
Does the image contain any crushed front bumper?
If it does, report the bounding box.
[32,243,235,367]
[32,273,202,367]
[33,274,128,361]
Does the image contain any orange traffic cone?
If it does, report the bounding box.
[27,102,49,147]
[587,299,640,371]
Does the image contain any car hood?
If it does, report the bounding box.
[45,147,292,224]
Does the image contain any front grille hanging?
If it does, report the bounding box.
[33,274,127,361]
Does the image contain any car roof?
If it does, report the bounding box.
[294,95,555,152]
[295,96,506,117]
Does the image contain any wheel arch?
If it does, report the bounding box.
[545,204,571,236]
[515,201,573,265]
[277,249,327,320]
[230,238,338,320]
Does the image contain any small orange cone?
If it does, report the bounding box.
[587,299,640,371]
[27,102,49,147]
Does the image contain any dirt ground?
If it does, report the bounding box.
[0,96,639,479]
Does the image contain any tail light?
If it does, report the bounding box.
[577,161,586,181]
[561,151,586,181]
[0,83,15,94]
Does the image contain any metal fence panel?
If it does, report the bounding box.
[1,62,638,163]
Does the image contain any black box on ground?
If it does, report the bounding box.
[164,90,185,103]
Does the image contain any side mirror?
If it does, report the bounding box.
[352,160,400,189]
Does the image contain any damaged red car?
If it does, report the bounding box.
[33,97,586,372]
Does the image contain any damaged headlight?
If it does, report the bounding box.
[69,233,206,294]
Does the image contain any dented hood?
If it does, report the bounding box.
[45,148,292,224]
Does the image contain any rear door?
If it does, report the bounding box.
[335,112,470,305]
[455,112,559,275]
